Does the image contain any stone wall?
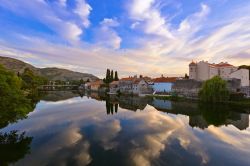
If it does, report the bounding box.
[172,79,202,98]
[172,78,241,98]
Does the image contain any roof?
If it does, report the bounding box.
[90,80,103,86]
[153,77,177,83]
[213,62,234,67]
[189,61,196,65]
[120,77,134,81]
[110,81,119,85]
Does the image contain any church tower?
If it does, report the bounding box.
[189,61,197,80]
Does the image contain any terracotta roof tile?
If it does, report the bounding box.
[153,77,177,83]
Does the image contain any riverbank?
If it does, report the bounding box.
[147,94,250,107]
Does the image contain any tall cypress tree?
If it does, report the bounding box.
[106,69,110,83]
[114,71,119,81]
[111,70,114,82]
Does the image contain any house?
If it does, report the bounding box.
[152,76,177,93]
[189,61,249,86]
[86,80,104,91]
[118,77,134,94]
[132,78,153,95]
[119,76,153,95]
[109,81,119,94]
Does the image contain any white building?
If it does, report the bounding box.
[189,61,249,86]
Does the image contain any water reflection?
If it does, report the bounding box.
[102,94,249,130]
[0,131,32,166]
[0,91,249,166]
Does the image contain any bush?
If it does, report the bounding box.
[199,76,229,103]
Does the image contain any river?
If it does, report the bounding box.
[0,91,250,166]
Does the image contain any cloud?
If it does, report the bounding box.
[94,18,122,49]
[74,0,92,28]
[128,0,173,39]
[0,1,250,77]
[0,0,93,43]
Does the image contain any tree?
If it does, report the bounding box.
[198,76,229,103]
[105,69,111,83]
[114,71,119,81]
[0,65,34,128]
[79,79,84,85]
[184,73,189,79]
[21,68,48,90]
[110,70,114,82]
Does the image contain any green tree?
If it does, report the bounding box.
[21,68,47,90]
[114,71,119,81]
[105,69,111,83]
[79,79,84,85]
[198,76,229,103]
[184,73,189,79]
[110,70,114,82]
[0,66,34,128]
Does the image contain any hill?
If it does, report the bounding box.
[0,56,99,81]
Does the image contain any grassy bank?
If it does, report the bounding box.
[146,94,187,102]
[148,94,250,107]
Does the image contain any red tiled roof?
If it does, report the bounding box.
[90,80,103,86]
[110,81,119,85]
[153,77,177,83]
[214,63,234,67]
[120,77,134,81]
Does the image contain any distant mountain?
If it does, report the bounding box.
[0,56,99,81]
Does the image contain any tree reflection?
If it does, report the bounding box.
[0,92,43,129]
[106,100,119,115]
[0,131,33,166]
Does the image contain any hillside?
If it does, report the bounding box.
[0,56,99,81]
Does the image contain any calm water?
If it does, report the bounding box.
[0,91,250,166]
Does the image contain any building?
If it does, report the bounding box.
[85,80,104,91]
[118,77,134,94]
[109,81,119,94]
[118,76,153,95]
[189,61,249,86]
[152,76,177,93]
[132,78,153,95]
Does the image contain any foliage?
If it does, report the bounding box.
[184,73,189,79]
[114,71,119,81]
[104,69,119,84]
[20,68,48,90]
[110,70,114,82]
[0,66,36,128]
[199,76,229,103]
[0,131,32,166]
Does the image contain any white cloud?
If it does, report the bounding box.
[128,0,174,39]
[0,0,93,43]
[94,18,122,49]
[74,0,92,28]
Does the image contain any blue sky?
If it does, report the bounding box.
[0,0,249,77]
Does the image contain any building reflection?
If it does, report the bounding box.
[151,99,249,130]
[88,92,250,130]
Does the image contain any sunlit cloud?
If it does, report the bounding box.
[0,0,249,77]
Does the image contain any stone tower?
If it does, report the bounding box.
[189,61,197,80]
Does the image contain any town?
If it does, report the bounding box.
[84,61,250,98]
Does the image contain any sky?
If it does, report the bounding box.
[0,0,250,77]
